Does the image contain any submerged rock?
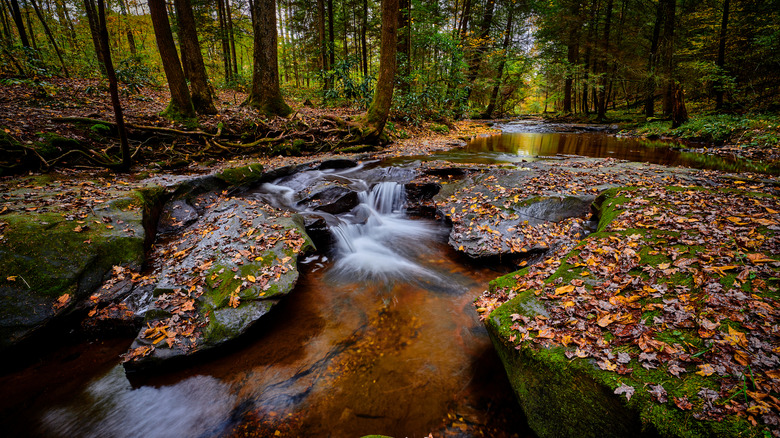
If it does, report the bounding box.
[122,196,313,370]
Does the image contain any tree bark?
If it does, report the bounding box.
[397,0,410,93]
[243,0,290,117]
[563,1,580,113]
[484,6,513,119]
[148,0,196,118]
[7,0,29,48]
[660,0,675,116]
[714,0,729,110]
[94,0,131,170]
[117,0,137,55]
[644,0,662,117]
[83,0,106,75]
[226,0,238,78]
[361,0,368,77]
[174,0,216,114]
[327,0,334,73]
[216,0,232,82]
[364,0,399,141]
[596,0,613,121]
[317,0,329,90]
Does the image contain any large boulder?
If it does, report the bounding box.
[480,185,780,438]
[122,195,313,370]
[0,182,161,351]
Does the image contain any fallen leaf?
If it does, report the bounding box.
[614,383,635,401]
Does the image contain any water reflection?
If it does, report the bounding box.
[40,366,237,438]
[414,130,778,174]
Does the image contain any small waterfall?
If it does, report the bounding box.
[330,182,438,283]
[251,167,441,284]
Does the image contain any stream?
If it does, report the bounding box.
[0,123,767,438]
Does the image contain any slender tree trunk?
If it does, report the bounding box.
[397,0,410,93]
[226,0,238,78]
[84,0,106,74]
[148,0,195,118]
[317,0,329,90]
[714,0,729,110]
[116,0,136,55]
[364,0,399,141]
[485,7,513,118]
[644,0,662,117]
[327,0,334,71]
[243,0,290,116]
[361,0,368,77]
[458,0,471,38]
[93,0,130,170]
[661,0,675,116]
[174,0,216,114]
[29,0,67,76]
[24,8,37,50]
[216,0,231,82]
[597,0,613,121]
[8,0,29,48]
[563,2,580,113]
[0,1,11,43]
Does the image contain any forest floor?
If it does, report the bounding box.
[0,78,496,176]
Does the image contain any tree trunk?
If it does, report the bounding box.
[364,0,399,141]
[485,7,513,118]
[327,0,334,73]
[216,0,231,82]
[397,0,410,93]
[714,0,729,110]
[29,0,68,76]
[317,0,329,90]
[226,0,238,78]
[644,0,662,117]
[93,0,130,170]
[8,0,29,47]
[84,0,106,75]
[661,0,675,116]
[597,0,613,121]
[148,0,195,118]
[24,8,37,50]
[174,0,216,114]
[117,0,137,55]
[671,83,688,128]
[361,0,368,77]
[563,2,580,113]
[243,0,290,116]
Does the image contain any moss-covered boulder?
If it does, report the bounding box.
[481,185,780,437]
[122,195,313,370]
[0,191,152,350]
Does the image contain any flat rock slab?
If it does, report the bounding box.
[122,195,312,370]
[0,187,152,350]
[420,158,712,260]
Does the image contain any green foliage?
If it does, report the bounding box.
[115,56,157,94]
[323,57,375,109]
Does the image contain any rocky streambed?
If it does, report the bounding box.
[1,126,779,437]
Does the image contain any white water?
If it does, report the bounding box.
[254,165,442,283]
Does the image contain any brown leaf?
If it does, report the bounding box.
[673,396,693,410]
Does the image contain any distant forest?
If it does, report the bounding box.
[1,0,779,120]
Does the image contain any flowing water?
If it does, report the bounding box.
[4,123,769,438]
[1,163,528,438]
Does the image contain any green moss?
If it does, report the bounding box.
[215,163,265,186]
[33,132,81,158]
[89,123,112,135]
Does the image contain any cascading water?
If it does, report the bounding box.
[255,165,444,284]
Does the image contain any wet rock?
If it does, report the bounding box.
[318,159,359,170]
[0,193,150,351]
[123,197,313,371]
[404,182,441,204]
[301,186,360,215]
[157,199,199,234]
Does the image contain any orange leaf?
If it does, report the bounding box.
[555,285,575,296]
